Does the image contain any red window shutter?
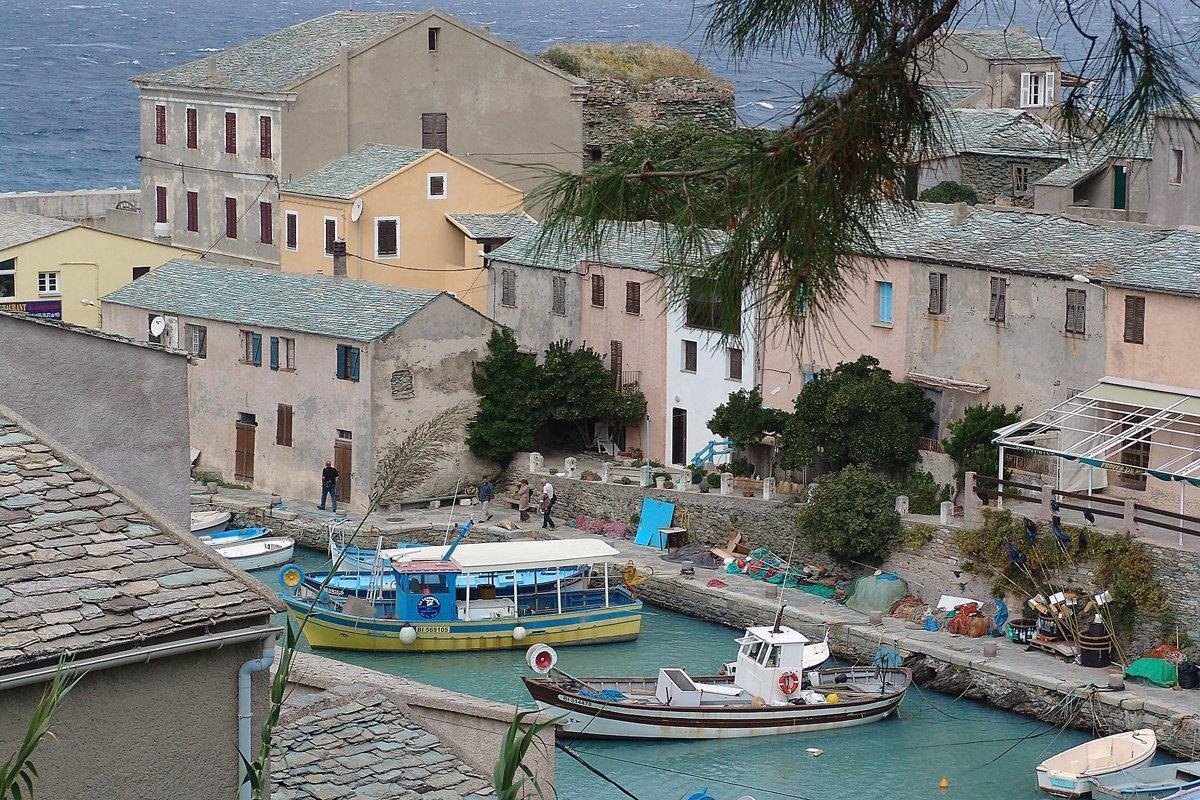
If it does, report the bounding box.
[155,185,167,223]
[225,197,238,239]
[155,104,166,145]
[186,191,198,232]
[286,213,297,250]
[260,201,273,244]
[325,218,336,254]
[186,107,197,149]
[259,116,271,159]
[625,281,640,314]
[225,112,236,154]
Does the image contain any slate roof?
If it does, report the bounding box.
[931,108,1065,159]
[101,260,442,342]
[1036,124,1155,188]
[283,144,433,199]
[447,212,537,240]
[927,86,979,107]
[0,412,274,675]
[0,212,76,252]
[488,219,727,273]
[872,204,1200,298]
[1154,91,1200,119]
[132,12,416,94]
[950,29,1061,61]
[272,684,495,800]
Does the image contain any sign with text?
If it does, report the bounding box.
[0,299,62,319]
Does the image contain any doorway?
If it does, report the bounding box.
[671,407,688,466]
[1113,165,1128,210]
[334,434,352,502]
[234,414,256,483]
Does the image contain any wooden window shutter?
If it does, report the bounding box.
[286,213,297,249]
[186,191,198,232]
[259,116,271,158]
[684,340,697,372]
[928,272,940,314]
[1124,295,1146,344]
[259,201,272,244]
[500,269,516,307]
[1019,72,1031,107]
[625,281,640,314]
[325,218,336,255]
[155,185,167,223]
[276,404,292,446]
[186,107,197,149]
[155,104,166,145]
[225,197,238,239]
[610,340,622,376]
[552,276,566,314]
[729,348,743,380]
[225,111,236,154]
[377,219,398,257]
[336,344,347,379]
[421,112,447,151]
[591,274,605,307]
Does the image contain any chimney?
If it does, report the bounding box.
[332,240,347,277]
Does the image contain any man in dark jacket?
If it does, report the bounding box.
[319,461,339,511]
[477,475,495,521]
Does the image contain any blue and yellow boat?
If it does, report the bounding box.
[279,537,642,652]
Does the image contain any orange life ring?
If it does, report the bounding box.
[778,671,800,695]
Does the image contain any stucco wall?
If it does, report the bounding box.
[487,261,580,354]
[927,41,1061,118]
[0,641,267,800]
[0,314,190,529]
[1147,115,1200,227]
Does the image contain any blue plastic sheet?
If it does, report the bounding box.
[634,497,675,548]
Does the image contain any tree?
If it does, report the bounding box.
[467,329,542,465]
[538,341,647,445]
[942,402,1023,488]
[709,387,790,449]
[798,465,902,563]
[918,180,978,205]
[778,356,932,474]
[529,1,1192,337]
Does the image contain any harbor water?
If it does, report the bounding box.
[253,549,1103,800]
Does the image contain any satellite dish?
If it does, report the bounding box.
[350,197,364,222]
[149,316,166,337]
[526,644,558,675]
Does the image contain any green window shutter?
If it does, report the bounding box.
[349,347,361,382]
[269,337,280,371]
[336,344,346,379]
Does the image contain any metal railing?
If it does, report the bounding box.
[613,370,640,390]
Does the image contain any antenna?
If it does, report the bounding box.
[149,316,166,338]
[350,197,364,222]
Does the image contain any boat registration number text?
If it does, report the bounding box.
[417,625,451,633]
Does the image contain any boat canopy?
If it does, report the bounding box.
[389,539,620,574]
[741,626,811,645]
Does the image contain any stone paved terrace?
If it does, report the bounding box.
[273,681,495,800]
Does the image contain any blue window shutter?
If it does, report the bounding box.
[878,282,893,324]
[349,347,360,382]
[336,344,346,379]
[251,333,262,366]
[269,337,279,371]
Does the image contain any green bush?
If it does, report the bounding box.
[706,473,722,488]
[919,180,979,205]
[798,465,901,564]
[892,468,952,515]
[726,457,754,477]
[942,403,1023,488]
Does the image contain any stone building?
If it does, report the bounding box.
[100,259,496,508]
[1033,124,1154,222]
[923,28,1064,119]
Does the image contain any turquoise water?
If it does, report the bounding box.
[254,549,1095,800]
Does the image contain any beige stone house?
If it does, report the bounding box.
[100,259,495,508]
[924,29,1064,119]
[279,143,533,311]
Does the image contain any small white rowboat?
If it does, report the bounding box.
[190,509,231,536]
[1037,729,1158,797]
[212,536,296,571]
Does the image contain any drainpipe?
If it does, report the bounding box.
[238,635,278,800]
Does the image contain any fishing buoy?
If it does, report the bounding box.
[938,778,949,790]
[512,625,527,642]
[399,626,417,644]
[805,747,823,757]
[278,564,305,589]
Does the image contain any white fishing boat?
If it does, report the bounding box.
[522,616,907,740]
[1036,729,1158,797]
[212,536,296,571]
[198,526,269,546]
[1090,760,1200,799]
[190,509,231,536]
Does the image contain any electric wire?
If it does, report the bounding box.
[344,251,488,273]
[135,153,276,180]
[555,743,643,800]
[199,178,276,260]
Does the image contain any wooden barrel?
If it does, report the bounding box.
[1009,618,1036,644]
[1078,621,1112,668]
[1036,612,1062,640]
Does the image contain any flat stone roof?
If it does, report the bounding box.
[0,211,76,252]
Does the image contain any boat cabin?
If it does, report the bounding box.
[395,561,460,623]
[733,626,819,705]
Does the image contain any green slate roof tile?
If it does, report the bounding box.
[950,29,1061,61]
[447,212,538,240]
[132,12,416,94]
[932,108,1066,159]
[101,259,441,342]
[283,144,432,199]
[488,219,728,274]
[1036,123,1155,188]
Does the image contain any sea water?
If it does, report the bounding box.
[254,549,1101,800]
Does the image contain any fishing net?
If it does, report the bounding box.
[726,547,838,598]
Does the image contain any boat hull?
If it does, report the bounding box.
[523,669,909,740]
[1037,729,1158,797]
[1089,761,1200,800]
[214,537,295,571]
[190,510,231,536]
[1038,750,1157,797]
[281,595,642,653]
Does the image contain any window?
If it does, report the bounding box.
[586,146,603,165]
[148,313,162,345]
[988,276,1007,323]
[276,404,293,447]
[427,173,447,199]
[625,281,641,314]
[155,185,167,223]
[336,344,361,382]
[1171,147,1185,185]
[591,274,605,307]
[685,276,738,333]
[727,347,743,381]
[324,216,337,256]
[0,258,14,297]
[185,323,207,358]
[186,190,198,233]
[391,369,415,399]
[259,115,271,159]
[269,336,280,371]
[282,337,295,370]
[928,271,947,315]
[610,340,623,378]
[551,275,567,315]
[1020,71,1054,107]
[37,272,58,296]
[224,196,238,240]
[224,111,236,154]
[241,330,262,366]
[285,211,298,251]
[132,266,150,281]
[1065,288,1086,335]
[375,217,399,258]
[186,106,197,149]
[259,201,273,244]
[337,429,353,440]
[1012,164,1030,196]
[427,26,440,51]
[421,112,447,151]
[875,280,894,324]
[500,268,516,307]
[682,340,698,373]
[1124,295,1146,344]
[802,370,818,384]
[154,103,166,145]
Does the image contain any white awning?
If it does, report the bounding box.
[388,538,620,573]
[907,372,989,394]
[993,377,1200,485]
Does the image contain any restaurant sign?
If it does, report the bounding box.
[0,300,62,319]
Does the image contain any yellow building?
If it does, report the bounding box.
[0,211,194,328]
[279,143,534,311]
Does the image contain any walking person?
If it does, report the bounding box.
[517,477,532,522]
[318,461,339,511]
[477,474,495,521]
[540,479,557,530]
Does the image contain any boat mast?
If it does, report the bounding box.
[773,533,798,634]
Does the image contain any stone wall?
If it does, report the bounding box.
[582,77,736,161]
[959,153,1064,206]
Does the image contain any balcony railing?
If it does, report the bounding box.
[613,370,640,391]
